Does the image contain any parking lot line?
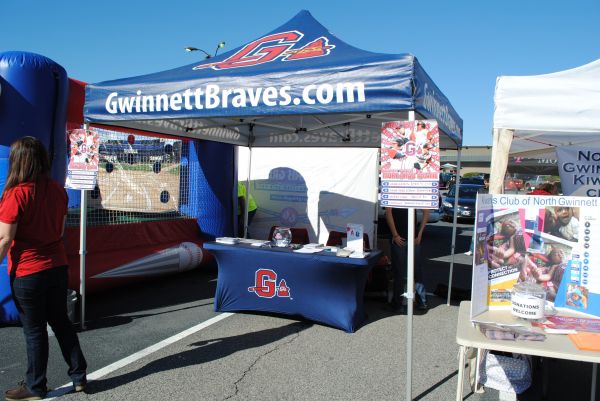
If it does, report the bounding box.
[45,313,234,399]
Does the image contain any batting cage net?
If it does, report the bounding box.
[66,127,192,227]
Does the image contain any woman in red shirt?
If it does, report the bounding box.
[0,137,87,400]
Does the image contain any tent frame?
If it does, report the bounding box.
[81,11,464,401]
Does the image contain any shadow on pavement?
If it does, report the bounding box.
[80,267,218,330]
[82,321,311,395]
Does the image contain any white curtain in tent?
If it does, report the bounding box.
[238,147,378,247]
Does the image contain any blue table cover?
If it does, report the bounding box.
[204,242,381,333]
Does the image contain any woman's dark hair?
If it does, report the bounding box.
[3,136,51,193]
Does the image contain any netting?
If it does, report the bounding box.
[66,127,192,227]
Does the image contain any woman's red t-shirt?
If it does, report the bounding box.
[0,178,68,277]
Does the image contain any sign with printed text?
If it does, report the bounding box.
[346,223,364,255]
[556,147,600,197]
[65,128,100,190]
[379,120,440,209]
[470,194,600,319]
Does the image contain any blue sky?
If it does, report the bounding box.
[3,0,600,146]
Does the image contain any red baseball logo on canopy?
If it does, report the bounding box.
[193,31,335,71]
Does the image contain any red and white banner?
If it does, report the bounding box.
[379,120,440,209]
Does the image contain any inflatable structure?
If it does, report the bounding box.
[0,51,69,322]
[0,52,235,323]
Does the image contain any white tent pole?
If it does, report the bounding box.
[446,148,462,305]
[405,111,415,401]
[490,128,513,194]
[79,124,88,330]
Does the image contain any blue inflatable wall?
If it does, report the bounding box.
[0,51,69,323]
[180,140,234,239]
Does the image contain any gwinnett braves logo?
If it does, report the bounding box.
[248,269,291,298]
[193,30,335,71]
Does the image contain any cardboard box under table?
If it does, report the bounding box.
[204,242,381,333]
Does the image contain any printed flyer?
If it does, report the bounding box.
[471,194,600,319]
[65,128,100,190]
[379,120,440,209]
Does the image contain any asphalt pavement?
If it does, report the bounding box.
[1,220,597,400]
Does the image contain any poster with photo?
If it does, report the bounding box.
[471,194,600,319]
[379,120,440,209]
[68,128,100,171]
[65,128,100,190]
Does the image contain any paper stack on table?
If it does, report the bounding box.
[215,237,240,245]
[293,247,323,254]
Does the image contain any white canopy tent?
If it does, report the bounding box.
[490,58,600,193]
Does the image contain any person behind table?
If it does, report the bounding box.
[385,207,430,311]
[238,181,257,237]
[0,137,87,400]
[527,182,553,195]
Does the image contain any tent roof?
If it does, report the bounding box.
[493,58,600,157]
[85,10,462,149]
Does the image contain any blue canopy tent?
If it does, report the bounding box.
[85,11,461,149]
[84,10,463,400]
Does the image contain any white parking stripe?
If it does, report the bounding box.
[45,313,234,399]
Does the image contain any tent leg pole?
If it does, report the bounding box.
[79,124,89,330]
[406,207,415,401]
[373,148,381,251]
[244,146,252,239]
[447,148,462,305]
[243,124,255,239]
[404,110,415,401]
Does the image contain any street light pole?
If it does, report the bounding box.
[185,41,225,59]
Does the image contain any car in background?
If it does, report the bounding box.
[504,176,525,191]
[417,206,441,224]
[460,176,485,186]
[441,184,483,221]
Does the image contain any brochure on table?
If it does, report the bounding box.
[471,194,600,320]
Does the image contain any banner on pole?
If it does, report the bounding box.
[65,128,99,190]
[379,120,440,209]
